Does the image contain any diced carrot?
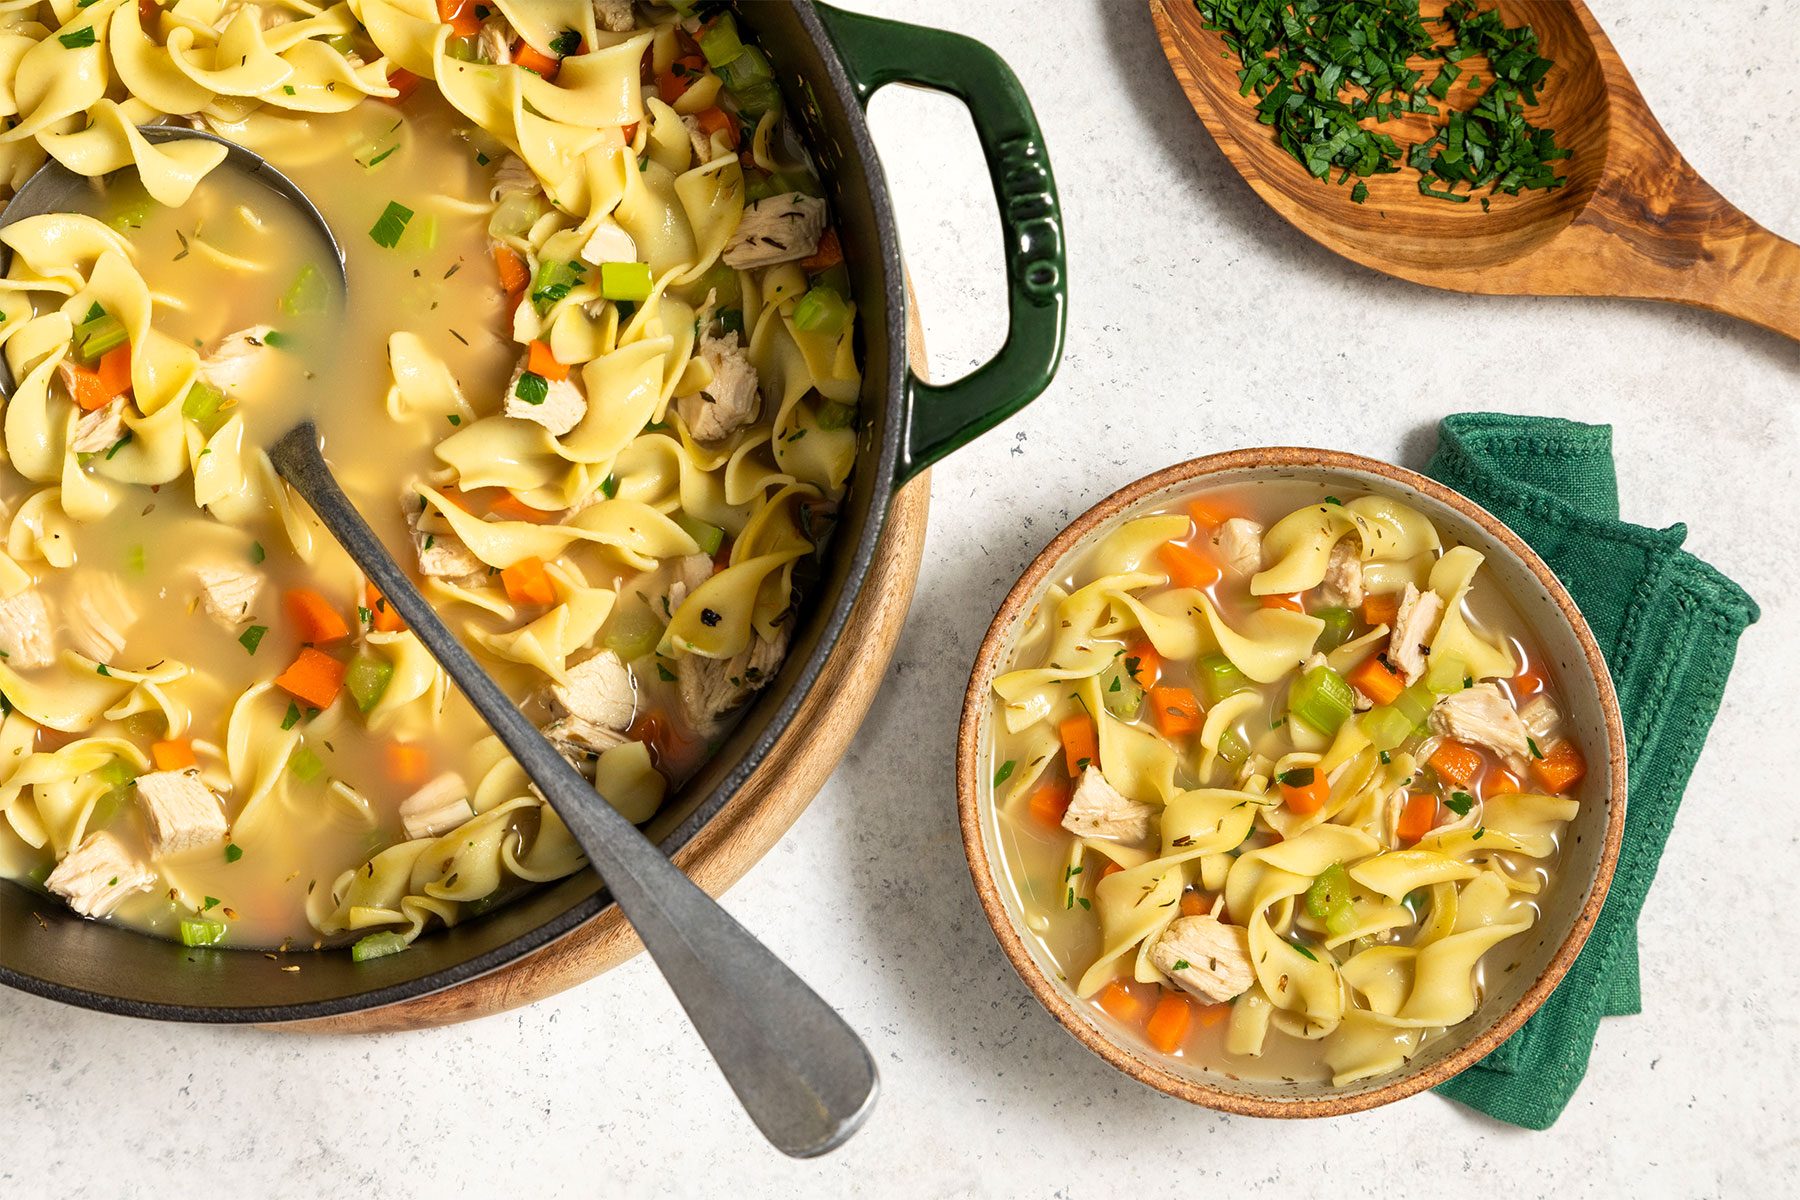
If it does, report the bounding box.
[1146,991,1193,1054]
[526,340,568,382]
[275,647,346,710]
[96,344,132,397]
[1158,540,1221,590]
[1123,640,1161,688]
[800,227,843,272]
[1187,497,1238,530]
[1059,714,1097,775]
[1397,791,1439,844]
[1281,767,1330,815]
[1194,1002,1230,1028]
[1347,652,1406,706]
[656,69,689,103]
[285,588,350,644]
[694,105,740,150]
[1486,767,1523,796]
[621,121,639,143]
[488,492,556,523]
[1100,860,1123,880]
[1511,662,1548,697]
[1259,592,1305,613]
[628,711,687,768]
[1148,685,1203,737]
[436,0,480,37]
[513,40,561,78]
[151,739,196,771]
[493,245,529,299]
[1027,781,1070,830]
[500,556,558,606]
[387,742,429,786]
[1179,890,1207,917]
[1362,592,1400,628]
[1097,980,1146,1025]
[1428,740,1484,787]
[1530,740,1587,794]
[57,360,113,412]
[363,582,405,633]
[137,0,159,25]
[385,68,421,104]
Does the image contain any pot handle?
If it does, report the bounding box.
[813,3,1066,483]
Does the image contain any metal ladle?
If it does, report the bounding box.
[4,126,879,1156]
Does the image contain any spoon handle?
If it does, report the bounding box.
[269,423,877,1158]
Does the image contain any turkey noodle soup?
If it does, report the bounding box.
[0,2,861,958]
[987,484,1589,1086]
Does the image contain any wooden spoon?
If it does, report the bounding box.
[1149,0,1800,342]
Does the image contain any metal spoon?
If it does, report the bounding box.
[270,422,878,1158]
[0,126,347,395]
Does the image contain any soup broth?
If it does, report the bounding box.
[0,2,861,955]
[987,481,1588,1085]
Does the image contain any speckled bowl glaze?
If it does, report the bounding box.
[956,448,1627,1118]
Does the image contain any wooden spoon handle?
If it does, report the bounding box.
[1582,162,1800,342]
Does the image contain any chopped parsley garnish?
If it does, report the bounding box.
[513,371,549,406]
[1527,736,1544,760]
[59,27,97,49]
[225,843,244,863]
[368,201,414,249]
[993,760,1016,789]
[249,541,266,564]
[203,896,220,911]
[1171,959,1191,971]
[656,663,676,682]
[281,701,303,731]
[1289,940,1319,962]
[550,29,580,56]
[239,625,268,655]
[1445,790,1475,816]
[1276,767,1315,788]
[600,473,619,499]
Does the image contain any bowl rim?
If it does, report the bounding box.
[954,446,1628,1118]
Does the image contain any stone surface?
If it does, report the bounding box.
[2,1,1794,1196]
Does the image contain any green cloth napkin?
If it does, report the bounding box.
[1423,413,1759,1129]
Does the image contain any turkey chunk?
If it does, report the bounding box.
[0,589,55,668]
[503,358,587,437]
[489,153,534,201]
[399,772,475,841]
[676,332,760,441]
[665,553,714,617]
[593,0,635,32]
[1060,766,1156,844]
[196,564,262,629]
[476,15,513,66]
[46,831,155,918]
[67,573,135,663]
[135,769,229,856]
[404,493,485,581]
[722,192,827,269]
[550,650,636,733]
[1319,540,1364,608]
[71,399,127,455]
[1149,915,1256,1004]
[198,325,275,393]
[680,114,715,164]
[1388,583,1444,684]
[579,219,636,267]
[1213,518,1264,576]
[677,628,788,735]
[545,716,629,764]
[1429,683,1531,766]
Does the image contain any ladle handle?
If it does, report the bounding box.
[269,424,877,1158]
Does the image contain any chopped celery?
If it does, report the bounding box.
[351,931,410,962]
[345,653,394,714]
[1099,656,1145,720]
[600,261,652,302]
[1197,654,1250,704]
[107,180,156,232]
[73,312,127,362]
[1304,864,1352,917]
[1289,664,1354,735]
[603,601,663,661]
[444,35,481,63]
[1359,704,1414,752]
[718,44,773,91]
[673,512,724,555]
[25,862,52,892]
[772,168,821,197]
[179,918,227,948]
[181,382,227,434]
[729,79,781,117]
[489,190,550,239]
[744,171,782,204]
[530,258,587,314]
[401,211,438,253]
[1393,681,1436,725]
[325,32,357,56]
[1425,653,1469,694]
[1217,727,1251,765]
[817,401,856,431]
[126,545,146,574]
[697,13,744,67]
[287,745,325,783]
[95,757,136,789]
[792,286,849,335]
[696,261,741,306]
[811,263,851,296]
[1314,606,1354,652]
[280,263,328,316]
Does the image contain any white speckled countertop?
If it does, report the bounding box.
[4,2,1796,1196]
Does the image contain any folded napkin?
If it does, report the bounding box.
[1423,413,1759,1129]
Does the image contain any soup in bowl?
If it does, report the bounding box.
[957,449,1625,1115]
